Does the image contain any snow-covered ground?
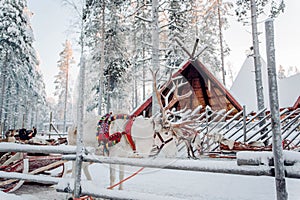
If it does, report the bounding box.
[1,159,300,200]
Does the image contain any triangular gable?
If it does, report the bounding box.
[132,60,242,117]
[230,56,269,112]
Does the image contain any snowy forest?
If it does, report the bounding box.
[2,0,300,200]
[0,0,291,134]
[0,1,47,133]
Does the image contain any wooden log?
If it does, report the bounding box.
[0,142,94,154]
[63,154,274,177]
[2,158,29,192]
[62,154,300,179]
[237,151,273,166]
[237,151,300,166]
[0,171,60,185]
[0,160,66,186]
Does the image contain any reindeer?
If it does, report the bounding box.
[151,70,203,159]
[67,71,204,190]
[67,113,176,190]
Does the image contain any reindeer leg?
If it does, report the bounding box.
[109,164,116,189]
[82,162,92,180]
[71,161,76,178]
[118,164,124,190]
[184,140,192,159]
[190,144,198,159]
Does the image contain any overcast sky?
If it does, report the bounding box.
[27,0,300,98]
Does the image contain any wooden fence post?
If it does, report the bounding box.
[265,18,288,200]
[243,105,247,142]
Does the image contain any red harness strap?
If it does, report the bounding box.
[124,118,136,151]
[73,196,93,200]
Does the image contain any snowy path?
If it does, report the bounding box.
[3,161,300,200]
[88,163,300,200]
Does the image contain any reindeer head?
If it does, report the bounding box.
[150,70,203,156]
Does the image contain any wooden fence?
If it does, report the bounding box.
[0,142,300,199]
[176,107,300,155]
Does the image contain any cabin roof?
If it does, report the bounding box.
[132,59,242,117]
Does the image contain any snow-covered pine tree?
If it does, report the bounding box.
[0,0,45,132]
[53,40,74,132]
[188,0,232,77]
[80,0,132,114]
[148,0,232,79]
[103,1,131,112]
[63,0,234,116]
[125,0,152,108]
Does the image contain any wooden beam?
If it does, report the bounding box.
[0,171,60,185]
[174,37,192,58]
[191,38,199,58]
[0,142,83,154]
[62,155,300,179]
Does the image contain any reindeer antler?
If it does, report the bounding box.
[151,69,192,114]
[150,69,203,134]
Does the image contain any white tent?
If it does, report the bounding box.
[278,73,300,109]
[230,56,300,112]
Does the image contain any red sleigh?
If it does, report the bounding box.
[0,138,67,192]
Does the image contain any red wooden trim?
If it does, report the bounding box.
[292,96,300,110]
[131,96,152,117]
[172,60,191,77]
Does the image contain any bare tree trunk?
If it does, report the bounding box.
[63,53,69,133]
[98,1,105,116]
[73,4,86,197]
[0,52,8,134]
[217,0,225,86]
[133,25,137,109]
[151,0,160,115]
[250,0,266,141]
[265,19,288,200]
[142,0,147,102]
[74,56,85,198]
[251,0,265,111]
[134,69,138,108]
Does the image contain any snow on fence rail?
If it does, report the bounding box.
[0,142,77,154]
[1,143,300,199]
[0,171,60,185]
[62,154,300,179]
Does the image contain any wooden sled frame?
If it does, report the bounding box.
[0,154,66,193]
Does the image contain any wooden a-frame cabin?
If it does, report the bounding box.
[132,59,242,117]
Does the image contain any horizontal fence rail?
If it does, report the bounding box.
[0,171,60,185]
[62,154,300,179]
[1,142,300,199]
[0,142,93,154]
[56,179,182,200]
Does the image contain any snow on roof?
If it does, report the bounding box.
[230,56,300,112]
